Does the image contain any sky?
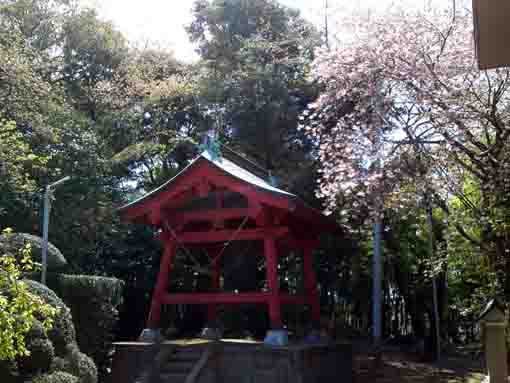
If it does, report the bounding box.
[85,0,453,62]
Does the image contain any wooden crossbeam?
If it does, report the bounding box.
[161,292,307,305]
[164,208,259,226]
[172,227,289,244]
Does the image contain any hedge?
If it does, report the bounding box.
[0,233,67,269]
[49,274,124,378]
[0,358,18,383]
[31,371,79,383]
[12,281,98,383]
[61,344,97,383]
[20,338,55,374]
[26,280,76,356]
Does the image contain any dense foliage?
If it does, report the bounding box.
[303,4,510,350]
[1,0,506,366]
[0,230,57,361]
[0,233,67,270]
[25,281,76,357]
[0,279,98,383]
[31,371,78,383]
[0,0,327,342]
[49,275,124,378]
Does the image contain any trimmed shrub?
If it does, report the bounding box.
[25,280,76,356]
[0,233,67,269]
[0,358,18,383]
[27,319,46,340]
[50,275,123,377]
[31,371,79,383]
[50,357,67,373]
[63,344,97,383]
[19,338,55,374]
[12,280,99,383]
[48,345,97,383]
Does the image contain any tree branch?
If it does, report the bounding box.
[431,191,483,247]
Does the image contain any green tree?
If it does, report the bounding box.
[62,8,127,121]
[188,0,321,177]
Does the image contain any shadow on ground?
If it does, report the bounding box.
[354,348,485,383]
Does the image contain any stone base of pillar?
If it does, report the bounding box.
[138,328,162,342]
[264,329,289,346]
[304,328,329,344]
[200,327,223,340]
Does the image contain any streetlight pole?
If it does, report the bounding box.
[372,73,385,348]
[41,176,70,285]
[372,218,382,345]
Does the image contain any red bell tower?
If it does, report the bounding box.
[120,150,341,332]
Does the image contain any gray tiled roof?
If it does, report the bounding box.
[119,150,296,211]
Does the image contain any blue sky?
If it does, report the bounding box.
[85,0,452,62]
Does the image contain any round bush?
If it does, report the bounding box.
[51,274,123,377]
[0,358,18,383]
[25,280,76,356]
[0,232,67,269]
[50,356,67,373]
[64,344,98,383]
[9,280,99,383]
[31,371,79,383]
[27,319,46,341]
[19,338,55,374]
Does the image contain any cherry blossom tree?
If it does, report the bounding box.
[304,8,510,294]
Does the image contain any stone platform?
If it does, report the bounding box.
[111,339,352,383]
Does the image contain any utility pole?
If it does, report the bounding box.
[372,217,383,345]
[372,75,384,347]
[41,176,70,285]
[425,189,441,361]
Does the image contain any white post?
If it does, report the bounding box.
[41,187,51,285]
[41,176,70,285]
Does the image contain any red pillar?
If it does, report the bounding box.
[207,260,221,324]
[303,246,320,326]
[148,240,176,329]
[265,237,282,329]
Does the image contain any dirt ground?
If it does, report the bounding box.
[354,347,485,383]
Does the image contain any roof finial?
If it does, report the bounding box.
[268,170,279,187]
[200,129,221,162]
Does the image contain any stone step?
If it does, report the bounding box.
[159,372,187,383]
[160,360,195,373]
[175,347,203,354]
[170,351,201,361]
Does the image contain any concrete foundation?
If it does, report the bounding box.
[111,339,353,383]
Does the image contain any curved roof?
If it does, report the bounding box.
[120,150,295,212]
[119,150,340,234]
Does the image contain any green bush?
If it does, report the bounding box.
[0,358,18,383]
[11,280,99,383]
[0,232,67,269]
[31,371,79,383]
[27,320,46,340]
[19,338,55,374]
[49,275,123,378]
[50,357,67,373]
[48,345,97,383]
[25,280,76,356]
[63,344,97,383]
[0,235,58,361]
